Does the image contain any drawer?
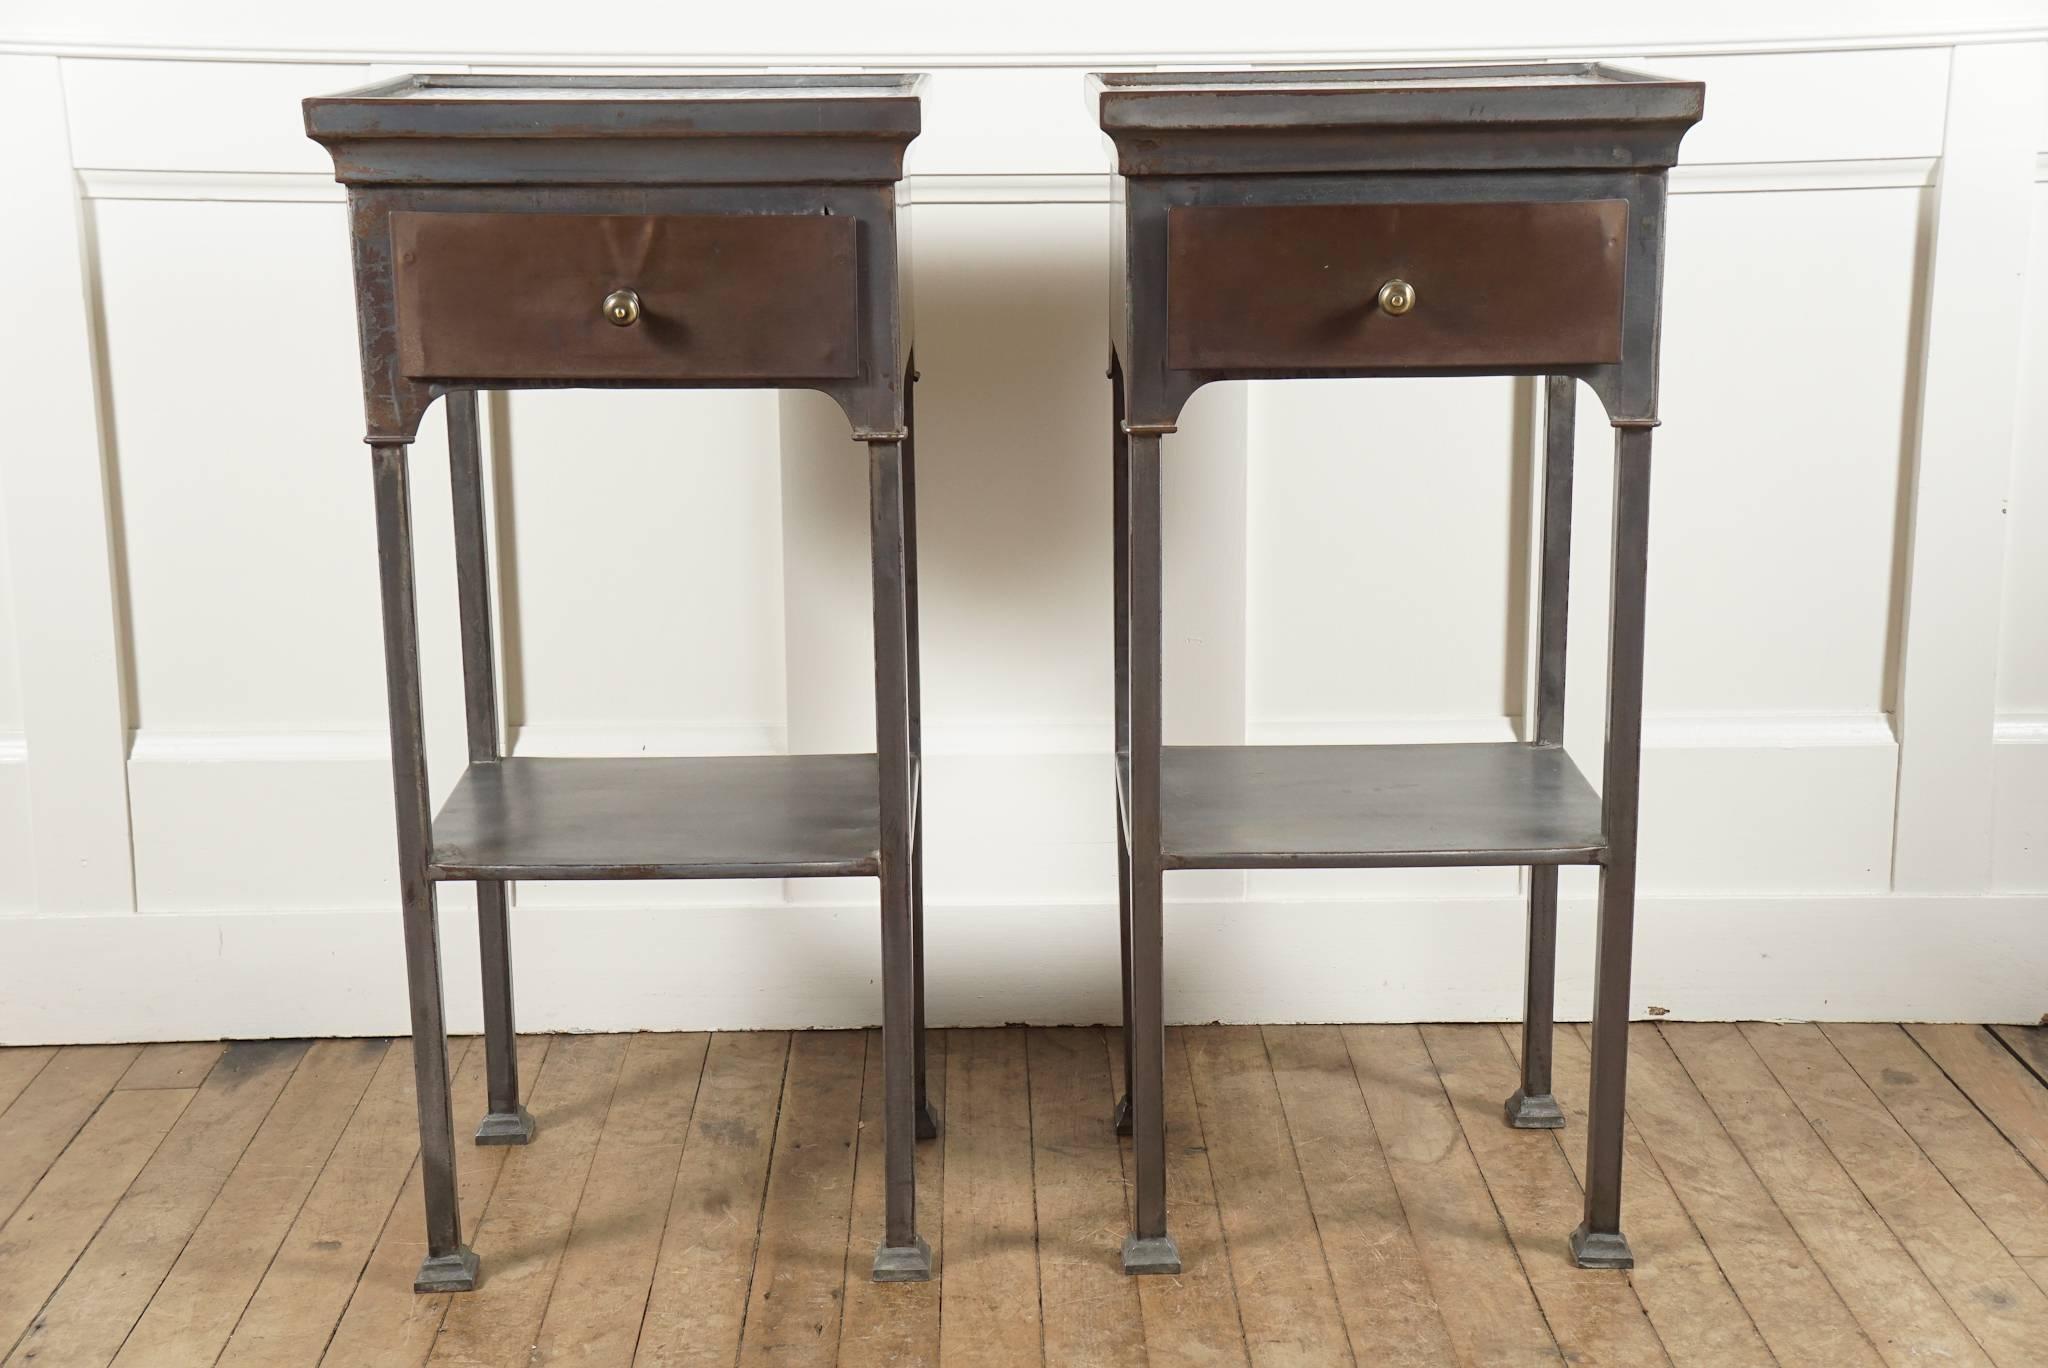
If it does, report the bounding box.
[1165,200,1626,371]
[392,211,859,383]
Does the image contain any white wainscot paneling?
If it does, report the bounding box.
[0,516,20,732]
[97,198,379,732]
[496,388,787,751]
[490,387,788,917]
[7,33,2048,1038]
[1995,180,2048,889]
[0,513,26,913]
[1615,184,1920,892]
[62,58,370,174]
[1242,186,1918,896]
[94,195,438,913]
[1248,374,1530,731]
[1634,47,1949,166]
[902,202,1117,751]
[10,1,2046,66]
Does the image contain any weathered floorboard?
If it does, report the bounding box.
[736,1030,867,1368]
[838,1029,947,1368]
[0,1044,143,1225]
[529,1032,710,1368]
[1110,1026,1252,1368]
[1509,1024,1774,1368]
[1029,1027,1144,1367]
[0,1087,193,1361]
[320,1035,551,1368]
[111,1037,389,1368]
[1344,1024,1561,1366]
[14,1022,2048,1368]
[218,1038,460,1368]
[634,1031,789,1368]
[1617,1024,1881,1367]
[1264,1024,1457,1368]
[1185,1025,1354,1367]
[936,1027,1041,1368]
[119,1042,228,1092]
[1664,1023,1989,1368]
[1924,1026,2048,1187]
[1745,1022,2048,1367]
[426,1032,631,1368]
[1424,1023,1670,1366]
[2,1040,306,1368]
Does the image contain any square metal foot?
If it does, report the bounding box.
[475,1106,535,1145]
[1121,1233,1182,1276]
[1112,1092,1133,1137]
[1503,1089,1566,1130]
[873,1235,933,1283]
[414,1246,479,1293]
[1568,1223,1634,1270]
[916,1098,940,1141]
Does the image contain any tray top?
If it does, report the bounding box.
[1089,62,1703,175]
[1091,61,1698,120]
[305,71,924,142]
[305,72,924,187]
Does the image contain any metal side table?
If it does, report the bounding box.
[304,72,937,1291]
[1093,64,1704,1275]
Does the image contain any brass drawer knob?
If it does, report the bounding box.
[602,288,641,327]
[1377,279,1416,316]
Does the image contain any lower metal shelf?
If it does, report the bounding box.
[429,753,887,881]
[1118,741,1606,871]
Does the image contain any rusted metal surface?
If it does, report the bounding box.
[309,72,921,442]
[393,211,860,382]
[1164,199,1627,371]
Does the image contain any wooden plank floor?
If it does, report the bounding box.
[6,1024,2048,1366]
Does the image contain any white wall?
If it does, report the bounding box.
[2,5,2046,1042]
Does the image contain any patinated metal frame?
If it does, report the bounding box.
[307,73,935,1291]
[1096,63,1703,1276]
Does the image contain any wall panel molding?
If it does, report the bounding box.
[1891,41,2048,891]
[0,55,137,915]
[7,26,2047,66]
[76,161,1946,208]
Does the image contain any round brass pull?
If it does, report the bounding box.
[602,288,641,327]
[1377,279,1416,316]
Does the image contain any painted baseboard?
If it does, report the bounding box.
[3,891,2043,1043]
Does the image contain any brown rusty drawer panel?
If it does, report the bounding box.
[1165,200,1626,371]
[393,210,859,382]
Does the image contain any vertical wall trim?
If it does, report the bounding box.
[0,55,137,913]
[1891,41,2048,892]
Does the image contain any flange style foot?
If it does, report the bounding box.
[1121,1233,1183,1276]
[915,1098,940,1141]
[1112,1092,1133,1136]
[1568,1223,1634,1270]
[414,1247,480,1293]
[873,1236,933,1283]
[1503,1089,1566,1130]
[475,1106,536,1145]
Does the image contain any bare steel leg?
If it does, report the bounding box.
[1507,376,1575,1132]
[447,389,533,1148]
[869,437,932,1283]
[1111,357,1136,1137]
[372,440,477,1293]
[902,373,937,1142]
[1570,423,1653,1271]
[1121,430,1179,1276]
